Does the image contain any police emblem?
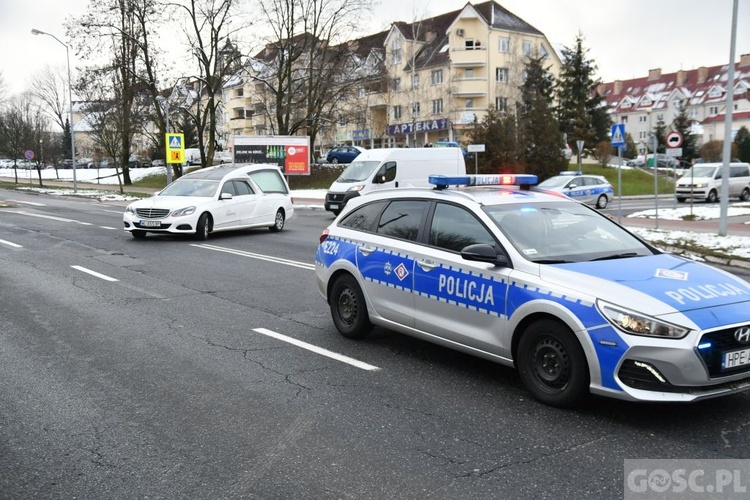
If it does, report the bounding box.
[384,261,392,276]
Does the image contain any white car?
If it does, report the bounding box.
[123,163,294,240]
[316,174,750,407]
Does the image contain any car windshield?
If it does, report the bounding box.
[537,176,572,188]
[484,201,654,263]
[159,179,219,197]
[681,166,717,179]
[336,160,382,182]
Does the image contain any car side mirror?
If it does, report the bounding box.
[460,243,508,267]
[220,192,233,200]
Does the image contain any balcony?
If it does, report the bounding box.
[452,78,488,97]
[451,47,487,67]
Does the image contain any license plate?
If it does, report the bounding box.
[722,348,750,370]
[140,220,161,227]
[329,204,339,210]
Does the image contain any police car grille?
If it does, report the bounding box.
[698,326,750,377]
[135,208,170,219]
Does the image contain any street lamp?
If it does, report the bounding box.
[31,28,77,192]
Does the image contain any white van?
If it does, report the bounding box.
[674,162,750,203]
[324,148,467,214]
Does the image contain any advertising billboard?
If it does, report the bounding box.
[232,136,310,175]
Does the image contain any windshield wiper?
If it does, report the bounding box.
[533,259,574,264]
[590,252,640,262]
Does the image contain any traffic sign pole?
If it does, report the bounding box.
[611,124,626,224]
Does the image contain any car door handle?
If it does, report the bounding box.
[358,245,375,256]
[417,259,437,271]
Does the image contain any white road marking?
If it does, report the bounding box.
[0,239,22,248]
[10,200,46,206]
[192,243,316,270]
[7,210,93,225]
[71,265,119,282]
[253,328,380,371]
[100,226,118,230]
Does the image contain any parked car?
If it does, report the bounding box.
[434,141,472,160]
[123,163,294,240]
[129,155,152,168]
[316,173,750,407]
[152,159,166,168]
[326,145,365,164]
[537,172,614,209]
[213,151,233,164]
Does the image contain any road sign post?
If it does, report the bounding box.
[467,144,485,175]
[611,124,626,223]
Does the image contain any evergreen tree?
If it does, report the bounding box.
[468,107,520,174]
[654,120,667,154]
[518,55,567,180]
[671,105,699,163]
[735,126,750,162]
[624,132,637,159]
[556,32,611,155]
[62,118,72,159]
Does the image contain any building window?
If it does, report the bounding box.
[392,78,401,92]
[496,67,509,83]
[466,98,474,109]
[358,87,365,98]
[495,97,508,112]
[639,131,647,139]
[498,37,510,53]
[432,99,443,114]
[540,44,549,58]
[412,73,420,89]
[338,116,346,126]
[621,116,628,124]
[411,102,420,117]
[431,69,443,85]
[522,40,532,56]
[391,47,402,64]
[465,39,481,50]
[465,68,474,78]
[709,106,719,116]
[639,115,647,123]
[393,105,402,120]
[236,88,244,97]
[657,113,664,121]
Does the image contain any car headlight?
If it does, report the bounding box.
[694,183,705,188]
[598,302,690,339]
[171,206,196,217]
[125,205,136,214]
[347,184,365,193]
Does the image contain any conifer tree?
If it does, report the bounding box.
[556,33,611,155]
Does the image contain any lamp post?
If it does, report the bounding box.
[32,28,77,192]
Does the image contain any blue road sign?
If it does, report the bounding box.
[611,124,626,147]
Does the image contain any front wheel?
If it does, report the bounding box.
[595,194,608,209]
[329,275,372,339]
[707,190,718,203]
[517,319,589,408]
[269,209,285,232]
[195,213,211,240]
[331,157,339,164]
[741,188,750,202]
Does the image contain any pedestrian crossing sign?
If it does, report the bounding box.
[166,133,185,164]
[610,124,626,147]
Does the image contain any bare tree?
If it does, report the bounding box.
[0,93,49,186]
[30,66,69,131]
[171,0,245,168]
[251,0,375,149]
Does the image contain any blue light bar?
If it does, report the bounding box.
[559,171,582,176]
[429,174,539,189]
[698,342,712,349]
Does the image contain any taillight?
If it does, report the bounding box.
[319,228,330,244]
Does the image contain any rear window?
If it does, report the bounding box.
[248,169,288,194]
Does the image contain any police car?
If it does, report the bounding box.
[536,171,613,209]
[315,174,750,407]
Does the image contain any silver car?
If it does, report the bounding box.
[315,174,750,407]
[537,173,614,209]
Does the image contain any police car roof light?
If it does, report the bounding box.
[429,174,539,190]
[559,171,582,176]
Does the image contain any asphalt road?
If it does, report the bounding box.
[1,189,750,499]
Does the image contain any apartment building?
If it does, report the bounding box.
[600,54,750,155]
[222,0,561,151]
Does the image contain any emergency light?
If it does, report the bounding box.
[429,174,539,190]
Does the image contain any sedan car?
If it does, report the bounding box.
[536,172,613,209]
[326,145,365,164]
[123,163,294,240]
[316,174,750,407]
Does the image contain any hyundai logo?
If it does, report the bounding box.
[734,327,750,344]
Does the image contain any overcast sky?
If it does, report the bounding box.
[1,0,748,97]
